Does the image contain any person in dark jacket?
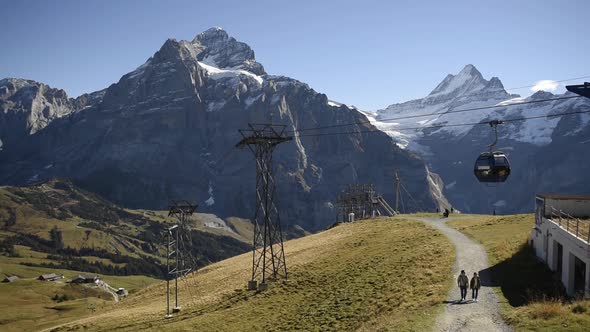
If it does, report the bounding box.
[457,270,469,301]
[470,272,481,302]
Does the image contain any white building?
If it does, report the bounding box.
[530,194,590,298]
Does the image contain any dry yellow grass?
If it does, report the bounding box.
[0,258,159,332]
[447,214,590,332]
[47,217,454,332]
[0,279,113,332]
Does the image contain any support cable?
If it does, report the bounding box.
[288,95,583,134]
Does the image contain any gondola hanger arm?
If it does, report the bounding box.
[487,120,503,152]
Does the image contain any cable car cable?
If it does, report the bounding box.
[287,95,583,134]
[293,108,590,138]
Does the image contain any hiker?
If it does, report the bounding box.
[470,272,481,302]
[443,208,449,218]
[457,270,468,301]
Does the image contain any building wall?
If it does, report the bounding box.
[531,212,590,298]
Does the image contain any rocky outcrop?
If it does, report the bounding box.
[192,27,266,75]
[0,78,105,152]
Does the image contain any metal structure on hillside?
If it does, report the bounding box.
[391,171,428,213]
[394,171,401,213]
[335,183,396,222]
[236,124,292,291]
[165,200,198,318]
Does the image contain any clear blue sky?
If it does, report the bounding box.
[1,0,588,110]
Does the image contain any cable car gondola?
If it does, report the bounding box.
[474,120,510,183]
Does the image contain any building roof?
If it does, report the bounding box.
[3,276,19,282]
[80,274,99,279]
[537,193,590,200]
[39,273,59,279]
[71,274,99,281]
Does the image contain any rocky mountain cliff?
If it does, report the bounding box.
[0,28,444,231]
[0,78,104,151]
[368,65,590,214]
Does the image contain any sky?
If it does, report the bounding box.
[1,0,588,110]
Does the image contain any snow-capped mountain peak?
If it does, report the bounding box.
[191,27,265,75]
[428,64,488,97]
[370,64,590,153]
[529,90,555,100]
[194,26,229,42]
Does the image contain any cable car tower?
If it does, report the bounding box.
[236,124,292,291]
[165,200,197,318]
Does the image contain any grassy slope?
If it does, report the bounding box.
[50,217,454,332]
[447,214,590,332]
[0,264,159,332]
[0,279,110,332]
[0,179,252,331]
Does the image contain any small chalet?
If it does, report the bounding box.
[71,274,100,284]
[2,276,19,283]
[37,273,60,281]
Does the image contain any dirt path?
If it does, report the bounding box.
[97,280,119,302]
[411,216,512,332]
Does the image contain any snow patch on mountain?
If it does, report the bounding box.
[206,100,226,113]
[328,100,342,107]
[244,95,261,108]
[205,181,215,206]
[198,61,263,85]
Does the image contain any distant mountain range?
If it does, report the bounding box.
[0,27,444,231]
[366,64,590,213]
[3,28,583,219]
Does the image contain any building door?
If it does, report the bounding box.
[556,242,563,277]
[574,256,586,298]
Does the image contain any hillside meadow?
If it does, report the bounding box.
[46,217,455,332]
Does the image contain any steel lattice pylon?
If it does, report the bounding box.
[236,124,292,290]
[335,183,396,222]
[164,200,197,318]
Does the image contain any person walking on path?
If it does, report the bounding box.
[470,272,481,302]
[457,270,469,301]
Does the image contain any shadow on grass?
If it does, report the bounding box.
[443,300,476,305]
[479,244,565,307]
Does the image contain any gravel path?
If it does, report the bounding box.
[411,216,512,332]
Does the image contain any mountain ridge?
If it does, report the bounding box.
[0,28,444,231]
